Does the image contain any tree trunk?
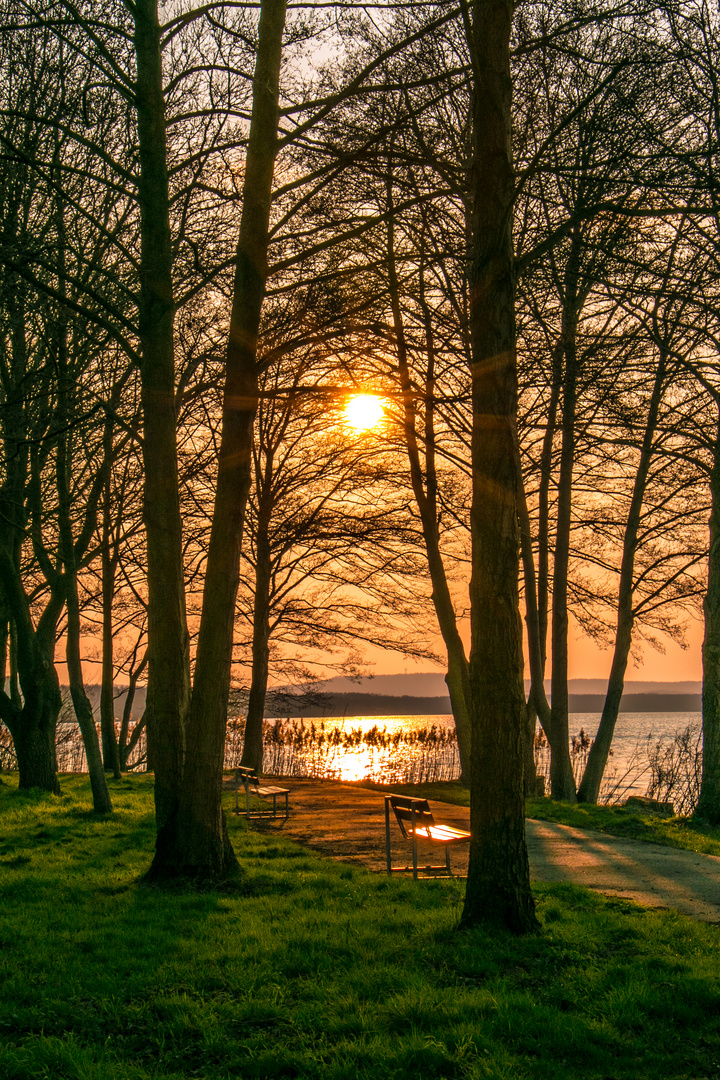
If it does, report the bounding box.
[58,452,113,814]
[537,348,561,672]
[9,623,22,713]
[0,544,62,794]
[134,0,191,838]
[698,406,720,824]
[578,352,667,803]
[240,524,272,774]
[548,231,582,803]
[119,653,147,771]
[0,640,61,793]
[11,705,60,792]
[67,671,113,814]
[61,531,113,814]
[517,457,550,796]
[386,191,471,780]
[100,421,121,778]
[53,176,113,815]
[460,0,538,934]
[148,0,287,881]
[518,465,551,737]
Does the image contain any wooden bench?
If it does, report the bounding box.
[384,794,471,880]
[227,767,290,820]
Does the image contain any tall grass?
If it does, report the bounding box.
[645,723,702,815]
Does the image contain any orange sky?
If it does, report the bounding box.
[367,612,705,684]
[75,604,704,689]
[563,614,704,682]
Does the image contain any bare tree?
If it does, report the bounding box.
[237,339,435,772]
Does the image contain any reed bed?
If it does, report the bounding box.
[0,714,705,812]
[226,717,460,784]
[533,727,650,804]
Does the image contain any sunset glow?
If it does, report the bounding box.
[343,393,384,432]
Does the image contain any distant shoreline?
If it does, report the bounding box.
[263,691,703,718]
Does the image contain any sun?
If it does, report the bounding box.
[343,394,384,433]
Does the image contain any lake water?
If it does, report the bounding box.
[543,711,702,803]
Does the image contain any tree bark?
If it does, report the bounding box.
[8,704,60,791]
[0,547,62,793]
[148,0,287,881]
[133,0,191,837]
[698,406,720,824]
[460,0,538,934]
[578,351,667,803]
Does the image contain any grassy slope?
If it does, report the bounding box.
[385,781,720,857]
[1,774,720,1079]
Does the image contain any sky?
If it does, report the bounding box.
[364,611,705,685]
[77,610,703,693]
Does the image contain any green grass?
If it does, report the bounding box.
[524,797,720,858]
[382,780,720,857]
[1,774,720,1079]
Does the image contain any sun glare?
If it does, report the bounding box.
[344,394,384,433]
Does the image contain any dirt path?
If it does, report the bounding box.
[243,778,720,923]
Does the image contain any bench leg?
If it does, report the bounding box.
[445,846,452,876]
[384,797,392,875]
[283,793,289,820]
[411,805,417,881]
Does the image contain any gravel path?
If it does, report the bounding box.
[241,778,720,923]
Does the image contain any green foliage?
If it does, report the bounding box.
[1,774,719,1079]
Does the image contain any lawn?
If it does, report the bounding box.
[1,773,719,1079]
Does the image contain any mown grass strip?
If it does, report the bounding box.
[0,773,719,1079]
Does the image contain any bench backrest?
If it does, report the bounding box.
[235,766,260,792]
[387,795,435,839]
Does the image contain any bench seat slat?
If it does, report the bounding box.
[411,824,471,843]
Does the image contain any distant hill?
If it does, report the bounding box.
[567,693,701,713]
[265,689,702,718]
[265,692,453,718]
[288,673,702,698]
